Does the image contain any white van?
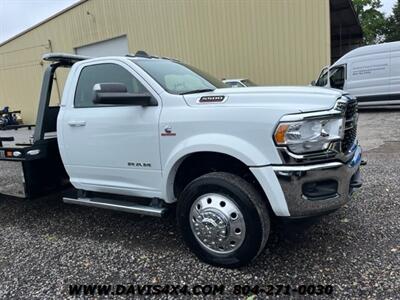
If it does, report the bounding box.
[313,41,400,107]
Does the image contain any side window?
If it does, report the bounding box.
[329,66,346,90]
[74,63,148,108]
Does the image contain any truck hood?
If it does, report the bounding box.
[183,86,344,113]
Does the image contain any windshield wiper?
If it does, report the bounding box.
[179,89,215,95]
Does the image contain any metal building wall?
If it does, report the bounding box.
[0,0,330,124]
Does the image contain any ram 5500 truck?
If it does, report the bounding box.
[0,52,363,267]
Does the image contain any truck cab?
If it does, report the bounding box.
[0,52,363,267]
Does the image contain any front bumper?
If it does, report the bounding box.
[272,145,362,217]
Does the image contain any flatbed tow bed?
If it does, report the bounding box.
[0,54,88,198]
[0,124,35,131]
[0,110,35,130]
[0,109,35,130]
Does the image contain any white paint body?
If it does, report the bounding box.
[314,41,400,107]
[57,56,344,217]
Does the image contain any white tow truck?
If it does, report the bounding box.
[0,52,363,267]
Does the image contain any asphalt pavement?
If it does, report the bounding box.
[0,111,399,299]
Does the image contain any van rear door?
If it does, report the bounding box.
[390,42,400,104]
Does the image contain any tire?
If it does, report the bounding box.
[177,172,270,268]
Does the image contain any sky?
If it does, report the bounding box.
[0,0,398,44]
[0,0,80,43]
[382,0,397,15]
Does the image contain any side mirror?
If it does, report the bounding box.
[93,83,157,106]
[310,80,316,86]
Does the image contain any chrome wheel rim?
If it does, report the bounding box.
[189,193,246,255]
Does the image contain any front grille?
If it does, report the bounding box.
[342,99,358,152]
[345,100,358,119]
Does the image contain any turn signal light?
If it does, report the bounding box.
[274,124,289,144]
[5,150,13,158]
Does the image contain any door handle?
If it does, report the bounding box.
[68,121,86,127]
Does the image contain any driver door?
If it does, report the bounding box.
[60,61,162,198]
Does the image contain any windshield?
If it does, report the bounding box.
[132,59,227,95]
[315,67,328,87]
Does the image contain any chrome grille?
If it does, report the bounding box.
[342,100,358,153]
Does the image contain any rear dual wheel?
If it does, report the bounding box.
[177,172,270,268]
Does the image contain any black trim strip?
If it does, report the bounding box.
[357,93,400,103]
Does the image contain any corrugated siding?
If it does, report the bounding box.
[0,0,330,124]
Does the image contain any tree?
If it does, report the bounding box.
[352,0,387,44]
[385,0,400,42]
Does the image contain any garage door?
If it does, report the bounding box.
[75,35,129,57]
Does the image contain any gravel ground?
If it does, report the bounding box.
[0,111,399,299]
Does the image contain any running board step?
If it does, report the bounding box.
[63,197,167,217]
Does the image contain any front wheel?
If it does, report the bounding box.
[177,172,270,268]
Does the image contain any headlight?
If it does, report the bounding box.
[274,117,344,154]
